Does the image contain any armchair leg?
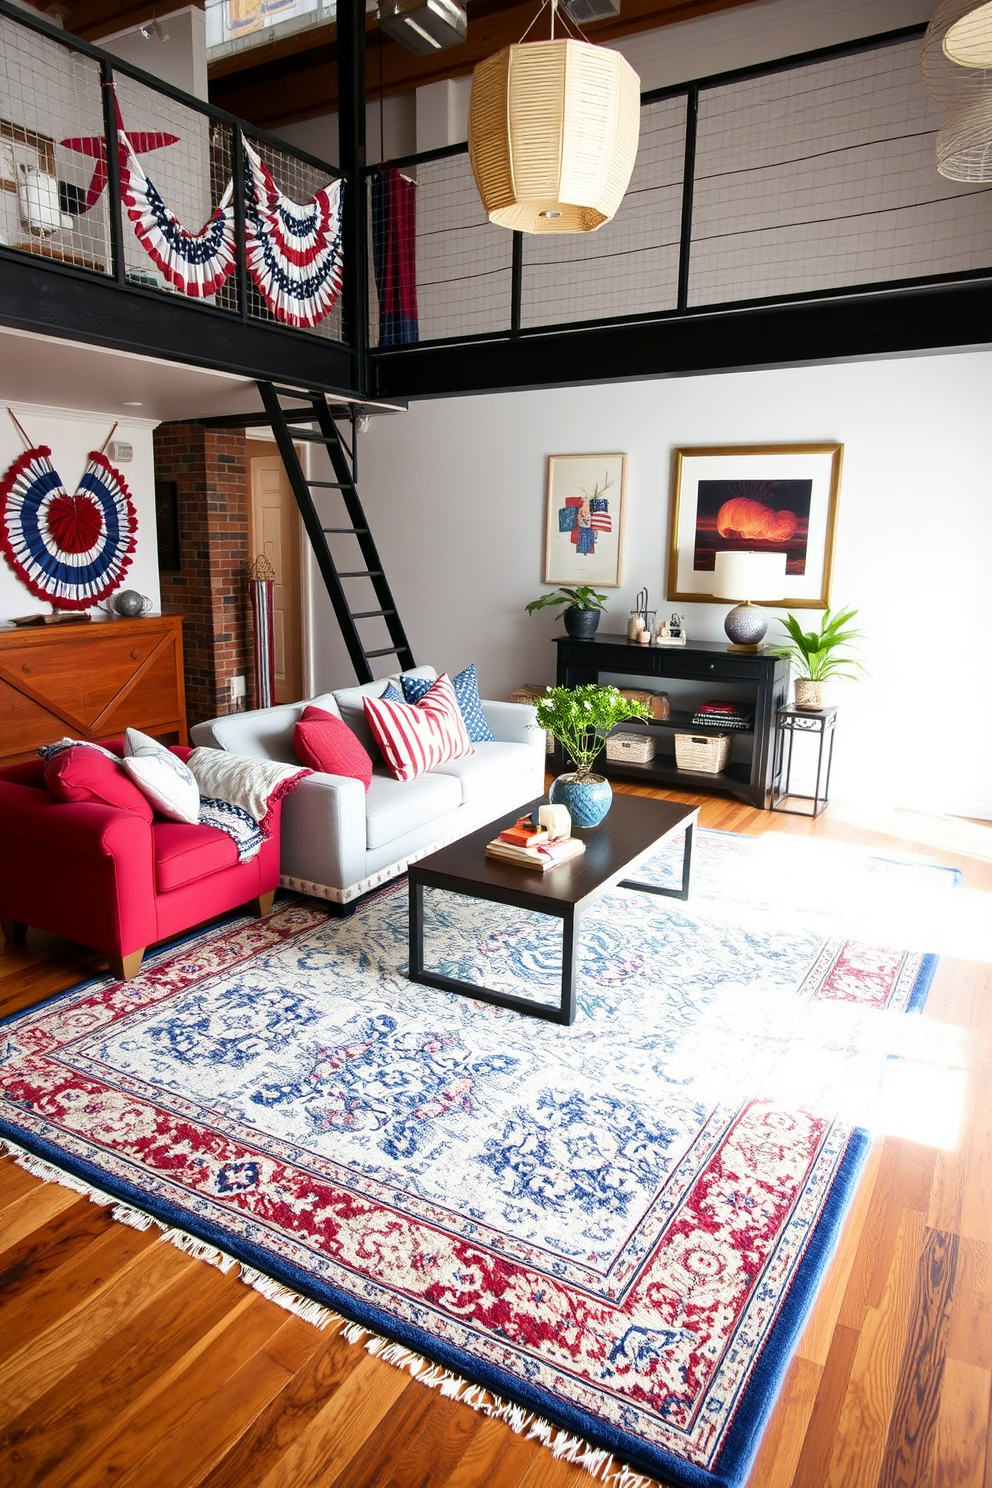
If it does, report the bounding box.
[108,949,145,981]
[250,891,275,917]
[1,919,28,945]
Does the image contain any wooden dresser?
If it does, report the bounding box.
[0,614,187,766]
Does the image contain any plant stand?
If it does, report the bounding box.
[770,705,837,818]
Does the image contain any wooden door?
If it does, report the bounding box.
[248,446,304,705]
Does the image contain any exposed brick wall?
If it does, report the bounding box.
[155,423,252,729]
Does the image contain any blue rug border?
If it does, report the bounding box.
[0,864,947,1487]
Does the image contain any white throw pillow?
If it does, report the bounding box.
[121,729,200,824]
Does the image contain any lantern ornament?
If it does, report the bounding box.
[923,0,992,181]
[468,31,640,234]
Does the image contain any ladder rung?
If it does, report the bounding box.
[322,527,368,535]
[353,609,395,619]
[290,430,332,442]
[339,570,382,578]
[307,481,350,489]
[365,646,403,659]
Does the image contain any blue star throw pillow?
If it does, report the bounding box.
[398,665,494,743]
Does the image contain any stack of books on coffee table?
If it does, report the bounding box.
[485,816,586,872]
[690,699,754,731]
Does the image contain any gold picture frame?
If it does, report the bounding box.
[544,452,627,589]
[666,443,843,609]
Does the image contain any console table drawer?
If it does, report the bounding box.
[662,652,761,681]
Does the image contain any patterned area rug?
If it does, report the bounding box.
[0,830,955,1488]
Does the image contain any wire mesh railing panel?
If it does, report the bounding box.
[369,152,512,346]
[113,73,233,304]
[244,136,345,342]
[520,94,687,328]
[688,37,992,306]
[0,16,111,276]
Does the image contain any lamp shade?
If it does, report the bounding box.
[944,0,992,66]
[468,39,641,234]
[712,550,787,601]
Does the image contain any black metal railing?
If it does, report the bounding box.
[367,23,992,352]
[0,0,349,349]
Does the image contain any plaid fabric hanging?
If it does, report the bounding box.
[0,446,137,610]
[243,139,344,328]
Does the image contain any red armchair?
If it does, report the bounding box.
[0,744,282,980]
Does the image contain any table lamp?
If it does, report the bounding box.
[712,550,787,652]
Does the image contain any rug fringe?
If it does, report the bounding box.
[0,1135,658,1486]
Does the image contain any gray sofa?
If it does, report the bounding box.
[190,666,545,906]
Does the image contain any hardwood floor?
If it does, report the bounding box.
[1,782,990,1488]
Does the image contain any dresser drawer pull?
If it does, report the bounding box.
[131,649,139,660]
[21,664,31,674]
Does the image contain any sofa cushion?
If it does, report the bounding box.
[334,667,437,761]
[364,768,462,851]
[430,742,538,804]
[363,674,473,783]
[400,664,494,743]
[206,703,323,765]
[293,707,373,788]
[45,745,154,820]
[153,821,239,892]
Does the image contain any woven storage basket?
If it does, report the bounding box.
[606,732,656,763]
[674,731,730,774]
[508,684,554,754]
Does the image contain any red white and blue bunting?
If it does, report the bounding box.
[111,90,344,326]
[243,139,344,328]
[118,127,237,300]
[0,445,137,610]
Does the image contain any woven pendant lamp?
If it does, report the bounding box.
[923,0,992,180]
[468,35,640,233]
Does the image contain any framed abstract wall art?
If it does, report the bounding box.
[666,443,843,609]
[544,452,627,588]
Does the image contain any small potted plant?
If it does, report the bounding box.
[525,585,608,639]
[766,605,864,710]
[534,684,652,825]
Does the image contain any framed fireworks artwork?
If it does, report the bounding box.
[666,443,843,609]
[544,453,627,588]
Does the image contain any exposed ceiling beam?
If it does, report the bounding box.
[207,0,760,129]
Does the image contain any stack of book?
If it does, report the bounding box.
[691,699,754,731]
[485,816,586,872]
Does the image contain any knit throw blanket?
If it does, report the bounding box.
[187,748,310,862]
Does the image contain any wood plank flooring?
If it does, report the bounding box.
[1,782,990,1488]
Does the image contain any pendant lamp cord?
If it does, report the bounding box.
[518,0,590,44]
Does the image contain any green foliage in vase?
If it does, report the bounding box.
[533,684,651,780]
[525,585,608,618]
[766,606,865,682]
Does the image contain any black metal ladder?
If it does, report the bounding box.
[258,381,415,685]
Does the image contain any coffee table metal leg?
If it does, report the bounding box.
[558,906,580,1025]
[619,819,695,902]
[408,878,424,980]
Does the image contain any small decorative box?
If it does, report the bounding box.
[606,732,656,763]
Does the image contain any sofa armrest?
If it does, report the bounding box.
[481,700,543,751]
[0,785,157,956]
[277,771,368,895]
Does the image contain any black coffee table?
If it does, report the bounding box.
[408,794,698,1025]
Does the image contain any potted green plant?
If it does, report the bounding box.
[766,605,864,710]
[525,585,608,639]
[533,684,652,825]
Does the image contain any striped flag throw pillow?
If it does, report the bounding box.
[363,672,474,782]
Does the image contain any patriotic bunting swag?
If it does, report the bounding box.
[243,140,344,328]
[109,88,344,326]
[0,445,137,610]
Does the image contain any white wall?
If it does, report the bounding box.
[0,404,161,621]
[306,350,992,820]
[101,7,209,102]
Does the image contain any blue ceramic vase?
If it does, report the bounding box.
[548,772,613,827]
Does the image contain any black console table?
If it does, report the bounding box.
[554,634,790,809]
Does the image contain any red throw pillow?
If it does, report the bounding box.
[293,706,373,789]
[45,745,154,820]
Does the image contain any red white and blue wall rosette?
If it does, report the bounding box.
[0,447,137,610]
